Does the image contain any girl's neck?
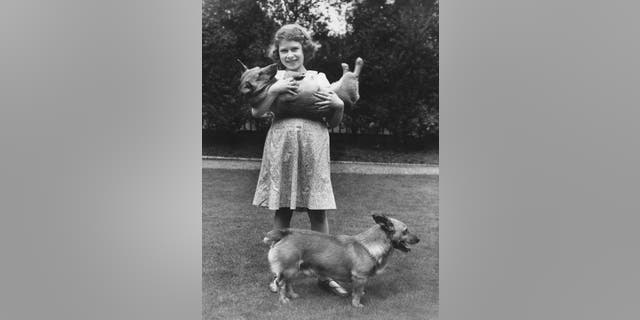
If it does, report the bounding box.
[284,66,307,74]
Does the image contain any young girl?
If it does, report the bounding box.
[250,24,347,296]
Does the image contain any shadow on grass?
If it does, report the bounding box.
[203,169,439,320]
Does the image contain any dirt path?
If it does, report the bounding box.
[203,156,439,175]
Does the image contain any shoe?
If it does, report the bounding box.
[269,276,278,293]
[318,279,349,297]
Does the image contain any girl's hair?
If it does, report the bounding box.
[268,24,321,69]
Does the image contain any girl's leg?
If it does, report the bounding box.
[307,209,348,297]
[269,207,294,293]
[274,207,293,229]
[307,209,329,233]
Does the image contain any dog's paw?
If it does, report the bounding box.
[279,296,291,304]
[269,278,278,293]
[287,292,299,299]
[351,297,364,308]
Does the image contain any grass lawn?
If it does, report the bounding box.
[203,169,439,320]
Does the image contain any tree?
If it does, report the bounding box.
[202,0,277,132]
[344,0,439,141]
[256,0,354,37]
[202,0,440,141]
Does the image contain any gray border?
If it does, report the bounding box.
[2,1,640,319]
[1,1,201,319]
[441,1,640,319]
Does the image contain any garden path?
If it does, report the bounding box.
[203,156,439,175]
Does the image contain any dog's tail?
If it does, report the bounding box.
[263,229,292,246]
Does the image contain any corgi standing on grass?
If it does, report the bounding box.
[249,24,348,297]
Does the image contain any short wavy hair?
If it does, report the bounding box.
[268,24,321,69]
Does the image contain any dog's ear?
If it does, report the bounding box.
[261,63,278,77]
[372,214,394,233]
[236,59,249,71]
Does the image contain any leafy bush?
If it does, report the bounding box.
[202,0,277,132]
[346,0,438,139]
[202,0,439,140]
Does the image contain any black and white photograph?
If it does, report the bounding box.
[202,0,439,319]
[6,1,640,320]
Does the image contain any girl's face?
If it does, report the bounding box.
[278,40,304,72]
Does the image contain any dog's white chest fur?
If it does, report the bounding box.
[360,242,393,275]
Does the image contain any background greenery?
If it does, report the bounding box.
[203,0,439,143]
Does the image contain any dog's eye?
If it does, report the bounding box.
[245,83,254,90]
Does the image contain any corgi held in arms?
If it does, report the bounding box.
[238,58,363,120]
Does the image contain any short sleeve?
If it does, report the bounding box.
[314,72,331,88]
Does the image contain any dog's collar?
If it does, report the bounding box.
[360,241,391,270]
[361,245,378,264]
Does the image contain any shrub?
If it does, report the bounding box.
[202,0,439,142]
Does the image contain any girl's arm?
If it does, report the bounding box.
[314,72,344,128]
[313,90,344,128]
[325,102,344,128]
[251,78,299,118]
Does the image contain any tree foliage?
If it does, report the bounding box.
[202,0,439,140]
[345,0,438,139]
[202,0,277,132]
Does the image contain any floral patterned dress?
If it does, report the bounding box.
[252,70,336,210]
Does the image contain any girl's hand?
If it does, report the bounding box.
[313,90,344,112]
[268,78,299,96]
